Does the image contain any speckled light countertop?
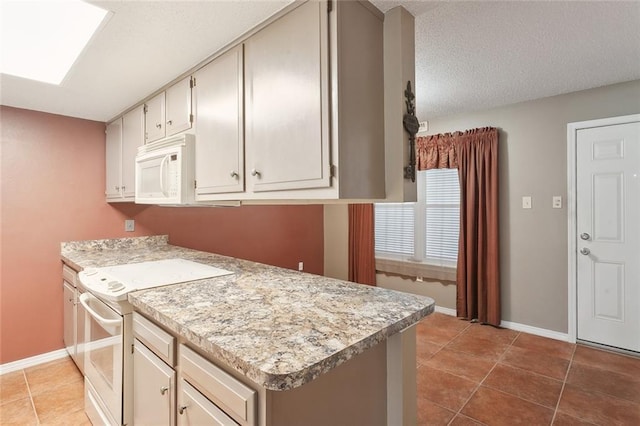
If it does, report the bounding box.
[61,236,434,391]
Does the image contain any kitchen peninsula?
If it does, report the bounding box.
[62,236,434,425]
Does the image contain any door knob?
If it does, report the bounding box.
[580,248,590,255]
[580,233,591,241]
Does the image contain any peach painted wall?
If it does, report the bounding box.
[0,106,324,364]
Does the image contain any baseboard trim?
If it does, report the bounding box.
[0,349,69,375]
[434,306,457,316]
[432,307,570,342]
[500,320,570,342]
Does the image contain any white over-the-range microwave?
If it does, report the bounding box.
[135,134,196,204]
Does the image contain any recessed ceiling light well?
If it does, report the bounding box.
[0,0,109,85]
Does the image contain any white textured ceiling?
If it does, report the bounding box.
[1,1,639,122]
[372,0,640,119]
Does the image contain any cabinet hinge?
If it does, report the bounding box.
[328,0,333,13]
[189,113,194,124]
[190,77,195,89]
[143,104,148,114]
[194,180,197,189]
[131,344,134,354]
[330,164,337,178]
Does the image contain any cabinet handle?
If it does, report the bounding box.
[156,123,162,129]
[251,169,261,177]
[179,406,187,415]
[121,185,126,192]
[115,186,120,191]
[167,120,173,126]
[160,386,168,395]
[230,171,239,178]
[68,298,73,302]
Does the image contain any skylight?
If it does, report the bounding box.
[0,0,109,85]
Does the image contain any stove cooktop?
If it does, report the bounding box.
[78,258,234,302]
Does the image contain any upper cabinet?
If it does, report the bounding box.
[145,77,193,144]
[108,0,386,203]
[194,45,244,196]
[106,105,145,202]
[202,0,385,201]
[244,1,329,193]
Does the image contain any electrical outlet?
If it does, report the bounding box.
[125,219,135,232]
[522,196,532,209]
[552,196,562,209]
[298,261,304,271]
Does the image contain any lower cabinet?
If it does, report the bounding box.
[63,281,75,358]
[178,379,237,426]
[132,312,257,426]
[62,263,84,374]
[133,339,176,425]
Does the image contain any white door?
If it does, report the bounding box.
[105,118,122,199]
[166,77,193,137]
[121,105,145,198]
[576,120,640,352]
[194,45,244,195]
[244,0,330,193]
[133,339,175,425]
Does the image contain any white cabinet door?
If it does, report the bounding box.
[195,46,244,195]
[145,92,166,143]
[166,77,193,137]
[178,379,236,426]
[105,118,122,199]
[244,0,330,192]
[122,105,145,198]
[63,281,76,359]
[134,339,175,426]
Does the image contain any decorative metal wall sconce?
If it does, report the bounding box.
[403,81,418,182]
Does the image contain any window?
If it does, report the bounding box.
[375,169,460,270]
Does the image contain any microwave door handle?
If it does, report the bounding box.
[159,154,170,196]
[78,293,121,327]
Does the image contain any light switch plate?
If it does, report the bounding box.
[522,196,532,209]
[125,219,135,232]
[552,196,562,209]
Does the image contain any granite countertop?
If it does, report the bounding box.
[62,236,435,391]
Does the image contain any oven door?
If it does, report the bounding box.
[79,293,123,425]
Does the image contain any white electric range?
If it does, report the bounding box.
[77,258,233,426]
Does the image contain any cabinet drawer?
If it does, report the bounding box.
[62,264,78,286]
[133,312,175,366]
[179,379,236,426]
[180,344,256,426]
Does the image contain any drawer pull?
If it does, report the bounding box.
[179,405,187,415]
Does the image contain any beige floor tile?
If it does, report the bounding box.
[0,371,29,404]
[0,396,38,425]
[32,379,84,423]
[25,357,82,397]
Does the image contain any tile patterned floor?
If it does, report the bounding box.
[417,313,640,425]
[0,357,89,425]
[1,312,639,425]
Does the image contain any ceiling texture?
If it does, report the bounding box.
[1,0,639,123]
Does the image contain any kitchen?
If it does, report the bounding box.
[2,0,640,425]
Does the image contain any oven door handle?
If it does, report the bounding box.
[79,293,121,327]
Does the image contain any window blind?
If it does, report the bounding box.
[374,202,415,256]
[374,169,460,266]
[424,169,460,263]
